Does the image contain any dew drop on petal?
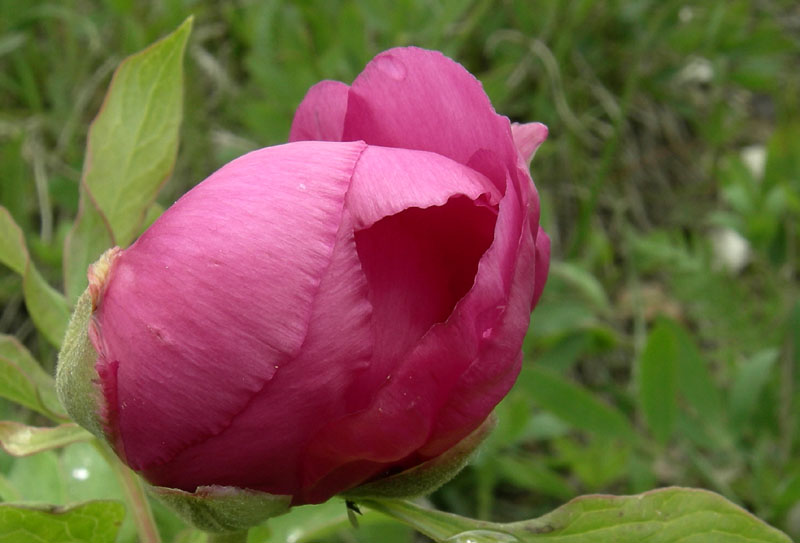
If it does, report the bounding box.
[373,54,407,81]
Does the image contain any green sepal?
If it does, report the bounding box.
[148,484,292,533]
[343,414,495,500]
[55,286,105,439]
[56,247,122,441]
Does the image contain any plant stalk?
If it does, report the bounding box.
[360,498,502,542]
[93,440,161,543]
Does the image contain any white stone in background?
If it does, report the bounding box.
[679,6,694,23]
[679,57,714,84]
[710,227,751,274]
[740,144,767,182]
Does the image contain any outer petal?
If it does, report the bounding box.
[511,122,548,165]
[91,141,367,471]
[302,160,532,501]
[333,146,501,425]
[418,189,542,457]
[341,47,519,188]
[141,210,374,498]
[289,80,350,142]
[531,226,551,309]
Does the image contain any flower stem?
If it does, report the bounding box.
[206,530,249,543]
[92,440,161,543]
[360,498,498,542]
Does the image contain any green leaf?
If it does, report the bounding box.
[0,337,65,419]
[729,348,778,429]
[549,261,610,312]
[0,207,69,347]
[493,455,573,500]
[637,317,678,444]
[361,487,792,542]
[667,318,725,425]
[257,500,412,543]
[763,122,800,191]
[63,16,193,302]
[0,473,21,502]
[0,500,125,543]
[62,209,112,305]
[518,365,636,442]
[0,422,92,457]
[7,450,65,503]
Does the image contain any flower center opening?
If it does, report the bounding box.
[354,195,497,363]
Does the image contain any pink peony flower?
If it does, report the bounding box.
[75,47,549,505]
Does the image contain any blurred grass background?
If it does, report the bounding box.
[1,0,799,541]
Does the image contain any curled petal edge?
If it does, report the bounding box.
[511,122,548,165]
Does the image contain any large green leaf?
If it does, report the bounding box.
[0,334,65,419]
[518,365,636,441]
[0,422,92,457]
[637,317,678,444]
[0,500,125,543]
[0,207,69,347]
[63,17,193,302]
[361,487,792,542]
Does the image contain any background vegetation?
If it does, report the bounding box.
[1,0,799,541]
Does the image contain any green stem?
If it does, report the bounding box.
[206,530,249,543]
[92,440,161,543]
[360,498,501,542]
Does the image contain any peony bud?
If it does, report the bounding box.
[57,47,550,508]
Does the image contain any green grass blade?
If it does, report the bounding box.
[637,317,679,444]
[518,365,636,442]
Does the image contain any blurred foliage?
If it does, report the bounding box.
[0,0,799,541]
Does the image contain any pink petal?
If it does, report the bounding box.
[141,215,374,498]
[531,226,551,309]
[511,122,548,165]
[301,165,536,499]
[335,146,505,414]
[289,80,350,142]
[346,145,501,231]
[352,195,498,391]
[418,195,543,457]
[342,47,519,188]
[92,141,367,471]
